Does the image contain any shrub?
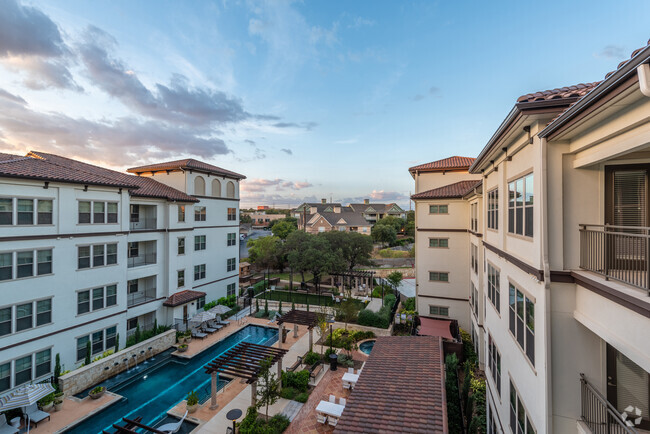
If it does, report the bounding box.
[267,414,291,432]
[402,297,416,311]
[460,328,478,367]
[303,351,320,366]
[357,308,390,328]
[324,348,336,358]
[445,353,463,433]
[91,386,104,394]
[294,392,309,403]
[186,390,199,406]
[255,310,267,318]
[383,293,397,309]
[337,354,354,368]
[280,387,296,400]
[281,370,310,392]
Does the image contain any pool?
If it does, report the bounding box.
[65,325,278,433]
[359,340,375,354]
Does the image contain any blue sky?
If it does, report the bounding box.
[0,0,649,208]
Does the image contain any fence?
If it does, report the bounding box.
[580,373,636,434]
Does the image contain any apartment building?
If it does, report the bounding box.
[0,152,244,393]
[412,42,650,434]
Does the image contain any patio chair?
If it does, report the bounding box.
[342,381,351,390]
[347,367,354,374]
[191,329,207,340]
[157,410,187,434]
[339,398,346,406]
[316,413,328,424]
[0,414,19,434]
[328,417,338,427]
[329,395,336,403]
[24,403,50,427]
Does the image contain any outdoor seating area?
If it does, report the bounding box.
[315,395,347,427]
[341,368,361,390]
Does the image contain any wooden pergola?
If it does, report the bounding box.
[102,416,165,433]
[277,309,320,351]
[329,270,375,294]
[204,342,288,409]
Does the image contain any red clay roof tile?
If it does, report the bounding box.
[127,158,246,180]
[408,156,475,173]
[411,180,481,200]
[163,290,207,307]
[517,82,600,103]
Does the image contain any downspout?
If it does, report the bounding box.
[540,136,553,433]
[638,63,650,97]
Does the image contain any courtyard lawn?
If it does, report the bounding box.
[255,290,365,308]
[268,272,318,282]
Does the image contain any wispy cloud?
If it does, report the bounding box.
[280,148,293,155]
[347,16,375,29]
[595,45,626,60]
[241,177,312,193]
[272,121,318,131]
[412,86,441,102]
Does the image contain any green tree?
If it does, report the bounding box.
[271,219,297,240]
[371,224,397,247]
[315,313,329,355]
[285,231,312,283]
[300,236,345,298]
[320,231,373,270]
[248,235,284,272]
[85,341,91,365]
[240,213,252,224]
[256,357,281,418]
[54,354,61,386]
[386,271,403,296]
[375,215,405,233]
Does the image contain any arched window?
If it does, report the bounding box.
[226,181,235,198]
[194,176,205,196]
[211,179,221,197]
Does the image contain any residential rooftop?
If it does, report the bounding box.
[411,180,482,200]
[127,158,246,180]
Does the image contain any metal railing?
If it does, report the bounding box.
[127,288,157,307]
[580,374,637,434]
[126,321,155,338]
[130,217,157,231]
[127,253,157,268]
[579,224,650,295]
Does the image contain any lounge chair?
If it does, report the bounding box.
[328,417,338,427]
[316,414,327,424]
[202,326,217,333]
[208,320,224,330]
[287,356,302,372]
[24,403,50,427]
[0,414,19,434]
[329,395,336,403]
[216,316,230,326]
[191,329,207,340]
[157,411,187,433]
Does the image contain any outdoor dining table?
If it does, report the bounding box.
[316,400,345,418]
[342,372,359,385]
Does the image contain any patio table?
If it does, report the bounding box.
[342,373,359,385]
[316,401,345,418]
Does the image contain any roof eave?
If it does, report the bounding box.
[0,173,137,189]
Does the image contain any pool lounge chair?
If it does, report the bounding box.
[191,329,207,339]
[202,325,217,333]
[24,403,50,427]
[157,411,187,433]
[207,321,224,330]
[217,316,230,325]
[0,414,19,434]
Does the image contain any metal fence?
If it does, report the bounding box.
[127,253,157,268]
[580,374,636,434]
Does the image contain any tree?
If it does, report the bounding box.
[271,219,297,240]
[115,333,120,352]
[85,341,91,365]
[375,215,405,233]
[386,271,403,295]
[315,313,329,355]
[320,231,373,270]
[336,299,359,330]
[54,354,61,386]
[286,231,312,283]
[371,224,397,247]
[256,357,281,419]
[248,236,284,272]
[240,213,252,224]
[300,236,345,300]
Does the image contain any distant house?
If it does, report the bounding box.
[348,199,406,223]
[242,212,285,228]
[292,198,403,233]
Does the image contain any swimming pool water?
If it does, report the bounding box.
[65,325,278,433]
[359,340,375,354]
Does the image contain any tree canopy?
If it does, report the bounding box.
[248,236,284,270]
[375,215,406,232]
[371,224,397,246]
[320,231,373,270]
[271,219,298,240]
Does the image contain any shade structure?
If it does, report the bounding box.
[276,309,319,329]
[0,383,55,411]
[418,317,454,340]
[208,305,230,315]
[190,311,215,323]
[205,342,288,383]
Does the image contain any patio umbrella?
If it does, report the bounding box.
[208,305,230,315]
[0,383,55,411]
[190,311,215,324]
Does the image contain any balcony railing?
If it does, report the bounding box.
[127,288,157,307]
[126,321,155,338]
[127,253,157,268]
[130,217,157,231]
[580,374,637,433]
[579,224,650,295]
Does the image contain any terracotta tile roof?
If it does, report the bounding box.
[163,290,207,307]
[0,152,138,188]
[411,180,481,200]
[517,82,600,103]
[335,336,447,433]
[127,158,246,180]
[409,156,475,173]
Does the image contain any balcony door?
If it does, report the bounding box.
[607,344,650,429]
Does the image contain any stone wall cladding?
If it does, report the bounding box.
[59,330,176,396]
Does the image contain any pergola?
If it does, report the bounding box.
[102,416,165,433]
[329,270,375,294]
[204,342,288,409]
[277,309,320,351]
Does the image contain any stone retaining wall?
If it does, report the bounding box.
[59,330,176,396]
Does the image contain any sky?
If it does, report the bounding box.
[0,0,649,209]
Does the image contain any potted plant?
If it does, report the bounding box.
[53,392,64,411]
[38,393,54,412]
[178,344,188,353]
[89,386,105,400]
[176,331,185,344]
[184,330,192,343]
[186,390,199,413]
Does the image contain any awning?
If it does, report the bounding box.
[418,317,454,340]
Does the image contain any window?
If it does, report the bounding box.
[226,181,235,198]
[107,202,118,223]
[105,326,117,349]
[429,238,448,248]
[227,258,236,272]
[194,235,206,251]
[128,242,139,258]
[194,264,206,280]
[178,238,185,255]
[227,207,236,221]
[17,251,33,278]
[17,199,34,225]
[508,174,533,237]
[227,233,237,246]
[428,271,449,282]
[488,334,501,395]
[35,349,51,378]
[127,318,138,331]
[212,179,221,197]
[16,303,33,331]
[194,176,206,196]
[36,299,51,326]
[510,381,536,434]
[79,243,116,269]
[0,198,12,225]
[178,205,185,222]
[14,355,32,386]
[37,249,52,275]
[509,283,535,365]
[227,283,236,297]
[470,202,478,232]
[470,282,478,317]
[93,202,105,223]
[0,253,11,281]
[0,308,11,336]
[0,363,9,393]
[429,204,448,214]
[92,287,104,310]
[92,330,104,355]
[106,285,117,307]
[106,243,117,265]
[429,305,449,316]
[78,201,91,223]
[78,246,90,269]
[488,189,498,230]
[37,200,53,224]
[471,244,478,274]
[130,204,139,223]
[76,336,89,361]
[487,264,500,313]
[197,296,205,309]
[177,270,185,287]
[194,206,206,221]
[128,279,138,294]
[77,291,90,315]
[93,244,105,267]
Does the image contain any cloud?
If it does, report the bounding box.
[412,86,441,101]
[241,178,311,193]
[281,181,312,190]
[595,45,626,60]
[0,88,27,105]
[280,148,292,155]
[348,17,375,29]
[272,121,318,131]
[2,56,82,91]
[369,190,407,201]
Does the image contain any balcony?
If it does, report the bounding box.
[127,275,157,307]
[580,374,637,434]
[127,241,157,268]
[130,204,157,231]
[579,224,650,295]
